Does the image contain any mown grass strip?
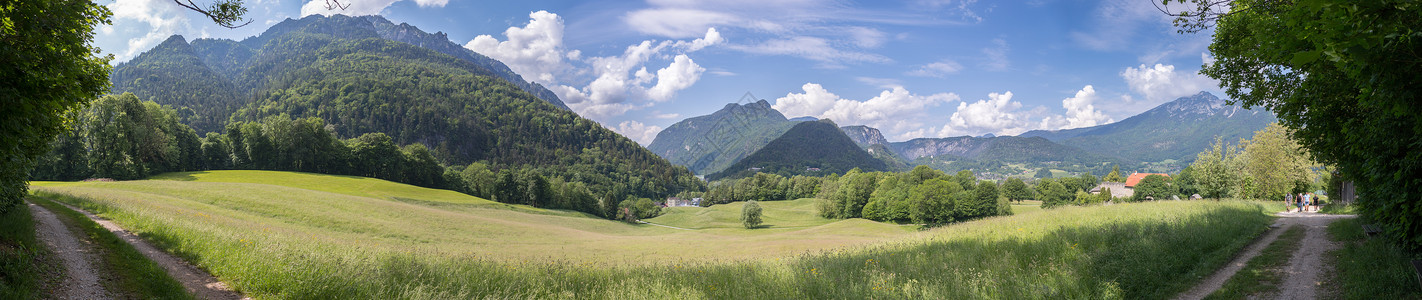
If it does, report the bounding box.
[1205,225,1306,299]
[28,196,192,300]
[0,203,52,299]
[1326,217,1422,299]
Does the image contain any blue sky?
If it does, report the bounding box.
[95,0,1222,144]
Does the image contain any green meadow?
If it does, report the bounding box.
[32,170,1277,299]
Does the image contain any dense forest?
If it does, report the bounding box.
[692,166,1012,224]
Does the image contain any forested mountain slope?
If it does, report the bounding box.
[647,100,800,175]
[708,120,887,180]
[101,14,699,199]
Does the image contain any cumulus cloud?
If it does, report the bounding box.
[614,121,664,145]
[465,11,568,83]
[106,0,191,61]
[938,91,1038,137]
[774,83,959,140]
[1121,63,1218,104]
[466,11,721,121]
[1060,85,1113,129]
[906,60,964,77]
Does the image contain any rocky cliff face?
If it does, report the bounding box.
[840,125,891,147]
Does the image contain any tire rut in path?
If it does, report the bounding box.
[49,201,248,300]
[28,202,108,300]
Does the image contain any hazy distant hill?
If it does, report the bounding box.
[890,135,1121,166]
[103,14,699,198]
[708,120,887,180]
[1019,92,1275,163]
[646,100,800,175]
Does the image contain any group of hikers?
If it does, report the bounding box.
[1285,192,1321,212]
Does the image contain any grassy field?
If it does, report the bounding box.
[32,170,1278,299]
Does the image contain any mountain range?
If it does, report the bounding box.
[651,91,1276,177]
[1019,92,1275,163]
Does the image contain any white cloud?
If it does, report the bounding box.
[1121,63,1218,104]
[106,0,191,62]
[614,121,664,145]
[847,26,888,48]
[465,11,569,84]
[981,38,1009,71]
[855,77,902,89]
[647,55,705,101]
[938,91,1038,137]
[302,0,400,17]
[727,36,890,67]
[624,8,740,38]
[622,0,956,66]
[774,83,959,140]
[1060,85,1113,129]
[411,0,449,8]
[466,11,719,121]
[906,60,964,77]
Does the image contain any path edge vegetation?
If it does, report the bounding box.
[0,203,52,299]
[1325,217,1422,299]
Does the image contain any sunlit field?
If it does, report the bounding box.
[33,171,1276,299]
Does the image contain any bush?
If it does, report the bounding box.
[741,201,763,229]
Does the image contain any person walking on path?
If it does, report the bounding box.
[1285,193,1295,212]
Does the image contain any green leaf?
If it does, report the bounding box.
[1290,50,1322,66]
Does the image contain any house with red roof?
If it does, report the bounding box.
[1125,173,1170,188]
[1089,173,1171,199]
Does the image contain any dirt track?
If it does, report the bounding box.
[29,202,108,299]
[1175,211,1353,300]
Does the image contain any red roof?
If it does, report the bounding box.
[1125,173,1170,188]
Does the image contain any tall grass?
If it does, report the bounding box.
[1326,217,1422,299]
[0,202,49,299]
[36,179,1275,300]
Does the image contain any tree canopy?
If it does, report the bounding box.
[1170,0,1422,249]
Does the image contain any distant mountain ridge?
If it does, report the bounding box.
[708,120,887,180]
[1019,92,1275,163]
[646,100,800,175]
[889,135,1121,165]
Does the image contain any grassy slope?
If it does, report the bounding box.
[32,171,1277,299]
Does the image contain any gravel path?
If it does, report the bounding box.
[50,201,248,300]
[1274,212,1351,300]
[28,202,108,300]
[1175,211,1354,300]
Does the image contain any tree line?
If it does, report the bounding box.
[30,93,678,221]
[691,166,1013,225]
